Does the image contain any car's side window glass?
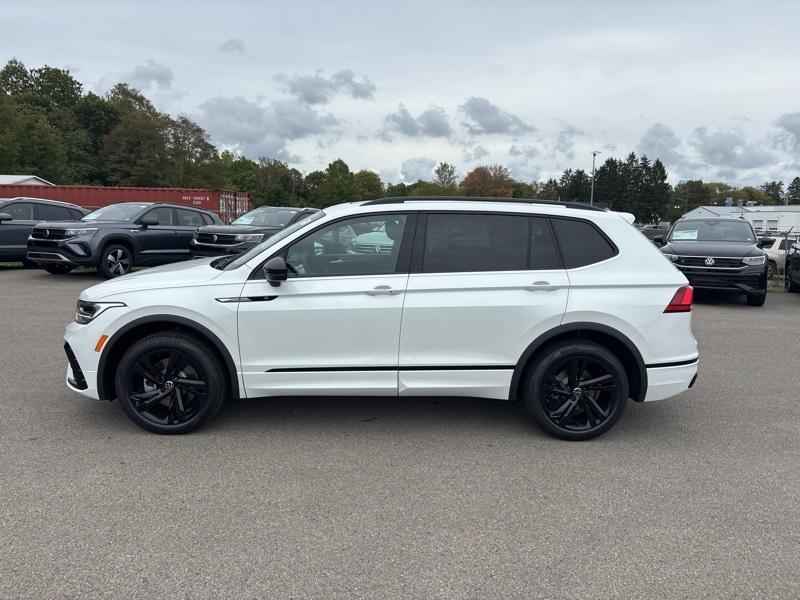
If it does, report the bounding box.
[285,214,408,277]
[35,204,72,221]
[4,203,33,220]
[142,207,173,225]
[422,213,528,273]
[551,218,617,268]
[69,209,85,219]
[529,217,561,269]
[202,213,214,225]
[176,208,205,227]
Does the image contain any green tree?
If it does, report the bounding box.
[102,112,168,186]
[353,169,384,200]
[0,58,33,96]
[0,94,22,172]
[461,164,513,197]
[759,181,784,204]
[166,116,224,188]
[787,177,800,205]
[385,182,409,197]
[434,162,458,190]
[17,111,69,182]
[310,159,359,207]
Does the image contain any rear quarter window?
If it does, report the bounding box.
[551,218,617,268]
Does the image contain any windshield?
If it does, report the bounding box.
[82,204,150,222]
[216,210,326,270]
[669,219,755,243]
[232,207,299,227]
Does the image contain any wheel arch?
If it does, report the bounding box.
[98,235,137,261]
[97,315,239,402]
[509,322,647,403]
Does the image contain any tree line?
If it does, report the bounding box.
[2,58,799,224]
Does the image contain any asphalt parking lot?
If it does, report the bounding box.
[0,267,798,599]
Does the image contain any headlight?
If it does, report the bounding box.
[742,255,766,265]
[64,228,98,237]
[663,253,680,262]
[75,300,126,324]
[234,233,265,242]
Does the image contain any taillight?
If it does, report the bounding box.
[664,285,693,313]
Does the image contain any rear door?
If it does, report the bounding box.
[398,212,569,399]
[0,202,36,260]
[174,208,207,252]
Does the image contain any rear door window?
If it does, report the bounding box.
[529,217,561,270]
[175,208,206,227]
[551,218,617,268]
[422,213,528,273]
[141,207,173,225]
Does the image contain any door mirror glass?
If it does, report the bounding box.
[0,212,11,223]
[264,256,288,287]
[139,216,159,227]
[652,236,664,245]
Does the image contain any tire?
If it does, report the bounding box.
[523,340,628,441]
[767,260,777,279]
[786,265,800,293]
[43,264,74,275]
[98,244,133,279]
[114,332,228,434]
[746,293,766,307]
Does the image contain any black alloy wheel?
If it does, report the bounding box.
[115,333,227,434]
[99,244,132,278]
[524,340,628,441]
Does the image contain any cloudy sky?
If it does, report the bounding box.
[3,0,800,185]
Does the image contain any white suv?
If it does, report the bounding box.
[64,198,699,440]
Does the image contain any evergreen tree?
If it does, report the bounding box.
[787,177,800,205]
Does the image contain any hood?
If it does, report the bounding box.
[33,220,101,229]
[198,224,281,235]
[82,257,224,300]
[661,240,762,258]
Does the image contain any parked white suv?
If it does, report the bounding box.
[64,198,699,440]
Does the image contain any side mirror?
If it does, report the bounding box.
[0,212,11,223]
[652,236,664,245]
[263,256,288,287]
[139,216,158,228]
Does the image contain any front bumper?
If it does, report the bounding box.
[27,236,98,267]
[677,265,767,294]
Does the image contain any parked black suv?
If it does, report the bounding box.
[192,206,319,257]
[656,218,768,306]
[785,239,800,293]
[27,202,221,278]
[0,197,88,264]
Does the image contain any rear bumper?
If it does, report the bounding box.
[643,359,698,402]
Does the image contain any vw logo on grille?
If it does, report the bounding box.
[44,229,50,238]
[212,234,218,242]
[705,257,715,266]
[374,245,382,253]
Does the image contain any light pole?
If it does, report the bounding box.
[590,150,601,206]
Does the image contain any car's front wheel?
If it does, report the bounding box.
[523,340,628,441]
[99,244,133,278]
[115,332,228,434]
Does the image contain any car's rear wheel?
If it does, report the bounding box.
[746,293,766,306]
[43,264,73,275]
[115,332,227,434]
[99,244,133,278]
[786,264,800,293]
[523,340,628,441]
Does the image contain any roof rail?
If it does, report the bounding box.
[362,196,605,212]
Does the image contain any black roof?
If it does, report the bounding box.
[362,196,605,212]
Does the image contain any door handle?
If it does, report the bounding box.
[365,285,398,296]
[524,281,559,291]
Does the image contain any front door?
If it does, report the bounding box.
[134,207,180,264]
[398,212,569,399]
[236,212,415,398]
